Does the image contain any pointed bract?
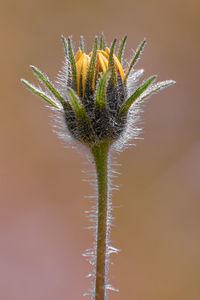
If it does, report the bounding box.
[138,80,176,102]
[108,39,117,84]
[61,35,68,55]
[99,33,106,50]
[30,65,65,105]
[95,70,111,108]
[118,75,156,116]
[86,37,98,90]
[21,79,60,109]
[67,37,77,91]
[117,35,127,63]
[80,36,85,51]
[124,38,146,83]
[67,88,88,119]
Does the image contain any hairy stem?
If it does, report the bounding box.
[91,140,109,300]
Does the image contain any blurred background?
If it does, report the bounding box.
[0,0,200,299]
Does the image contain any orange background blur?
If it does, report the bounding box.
[1,0,200,299]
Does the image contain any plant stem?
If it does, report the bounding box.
[91,140,109,300]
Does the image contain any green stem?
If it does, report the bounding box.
[91,140,110,300]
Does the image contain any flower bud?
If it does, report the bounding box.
[21,34,175,149]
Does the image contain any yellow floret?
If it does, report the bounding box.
[75,47,125,96]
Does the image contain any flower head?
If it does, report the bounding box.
[21,34,175,149]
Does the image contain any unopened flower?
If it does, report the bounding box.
[21,34,175,150]
[21,34,175,300]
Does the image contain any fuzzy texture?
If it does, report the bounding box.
[21,34,175,300]
[21,35,175,150]
[83,153,120,299]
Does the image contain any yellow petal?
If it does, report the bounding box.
[101,54,108,69]
[75,49,83,62]
[76,54,84,95]
[97,50,109,59]
[82,55,90,95]
[105,47,110,54]
[75,45,125,94]
[113,54,125,80]
[97,53,107,73]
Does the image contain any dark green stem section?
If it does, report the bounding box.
[91,140,109,300]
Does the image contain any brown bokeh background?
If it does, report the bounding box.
[1,0,200,299]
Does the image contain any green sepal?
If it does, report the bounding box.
[67,88,89,119]
[21,79,60,109]
[95,70,111,108]
[86,37,98,89]
[67,37,77,91]
[118,75,156,116]
[30,65,65,105]
[99,33,106,50]
[117,35,127,63]
[108,39,117,84]
[124,38,146,83]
